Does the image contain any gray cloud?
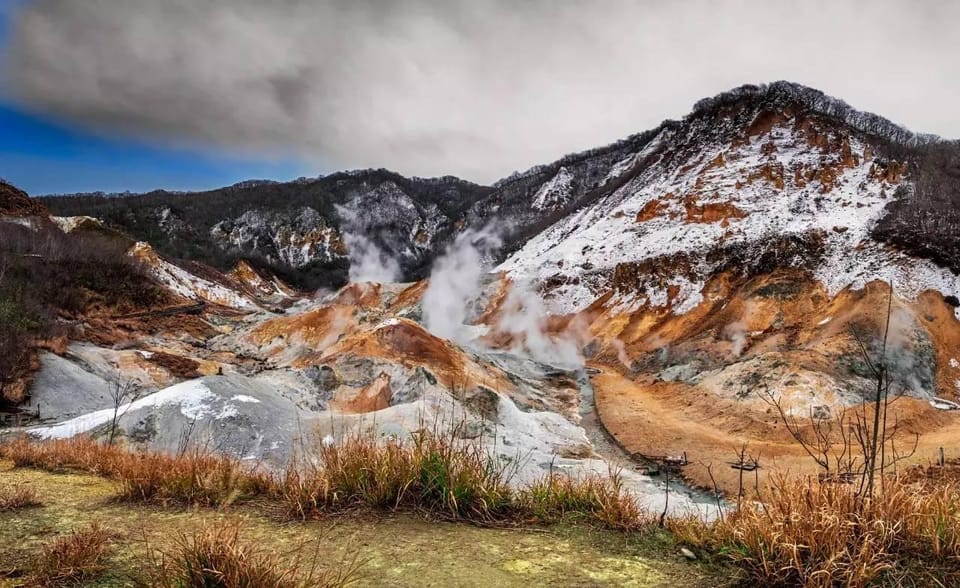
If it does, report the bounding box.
[4,0,960,183]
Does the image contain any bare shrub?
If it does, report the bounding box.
[27,523,114,587]
[138,521,363,588]
[0,483,42,511]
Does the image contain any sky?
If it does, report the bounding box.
[1,0,959,194]
[0,1,310,194]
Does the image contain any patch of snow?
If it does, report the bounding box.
[375,318,402,329]
[230,394,261,403]
[817,317,832,326]
[30,380,216,440]
[130,242,257,310]
[215,404,240,419]
[531,166,575,210]
[51,216,100,233]
[1,216,39,229]
[931,398,960,411]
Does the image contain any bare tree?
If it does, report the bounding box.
[107,370,141,446]
[758,281,919,502]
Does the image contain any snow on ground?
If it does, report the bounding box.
[531,166,575,210]
[499,121,960,316]
[130,242,258,309]
[51,216,100,233]
[30,380,215,440]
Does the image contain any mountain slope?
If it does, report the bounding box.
[41,82,960,297]
[499,81,960,315]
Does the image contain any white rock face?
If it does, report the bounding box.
[531,166,575,210]
[50,215,100,233]
[29,375,302,464]
[211,207,345,268]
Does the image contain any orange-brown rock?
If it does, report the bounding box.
[746,109,788,138]
[704,152,726,171]
[683,197,748,224]
[248,304,355,351]
[334,372,392,413]
[746,162,786,190]
[312,319,512,394]
[636,200,665,222]
[586,271,960,495]
[144,351,201,379]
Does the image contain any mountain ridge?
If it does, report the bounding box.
[38,81,960,287]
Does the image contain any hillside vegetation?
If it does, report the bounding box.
[0,185,167,405]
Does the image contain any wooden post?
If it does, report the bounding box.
[939,447,945,468]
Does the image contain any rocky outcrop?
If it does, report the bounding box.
[211,208,346,268]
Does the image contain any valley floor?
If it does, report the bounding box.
[0,461,731,587]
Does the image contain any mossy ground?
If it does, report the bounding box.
[0,460,733,587]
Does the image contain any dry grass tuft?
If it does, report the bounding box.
[2,433,654,530]
[26,522,114,587]
[276,430,516,521]
[520,470,648,530]
[139,521,363,588]
[0,436,270,507]
[0,483,42,511]
[672,473,960,587]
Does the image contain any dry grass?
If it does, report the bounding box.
[274,429,646,529]
[12,435,960,584]
[520,470,648,530]
[0,436,270,506]
[275,430,516,521]
[671,473,960,587]
[138,521,363,588]
[0,483,42,511]
[26,522,114,587]
[0,433,644,530]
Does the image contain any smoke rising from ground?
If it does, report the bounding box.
[422,227,587,369]
[5,1,960,183]
[496,280,587,369]
[724,300,758,358]
[422,227,501,343]
[611,338,631,370]
[875,305,935,398]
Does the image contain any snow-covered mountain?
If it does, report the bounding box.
[42,82,960,298]
[498,82,960,316]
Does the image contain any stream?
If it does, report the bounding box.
[577,370,719,512]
